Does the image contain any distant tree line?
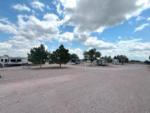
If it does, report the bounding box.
[83,48,129,64]
[114,55,129,64]
[84,48,101,63]
[29,45,149,68]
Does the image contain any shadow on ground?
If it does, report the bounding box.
[29,66,70,70]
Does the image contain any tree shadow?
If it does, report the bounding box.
[147,65,150,71]
[29,66,70,70]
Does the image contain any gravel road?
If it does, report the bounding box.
[0,64,150,113]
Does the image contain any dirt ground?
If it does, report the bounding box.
[0,64,150,113]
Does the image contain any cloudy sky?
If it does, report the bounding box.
[0,0,150,61]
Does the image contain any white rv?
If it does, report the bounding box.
[112,59,120,65]
[0,55,28,67]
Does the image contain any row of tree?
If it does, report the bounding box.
[28,44,69,68]
[28,44,130,68]
[83,48,101,63]
[83,48,129,64]
[28,44,79,68]
[114,55,129,64]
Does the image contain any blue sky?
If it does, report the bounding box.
[0,0,150,61]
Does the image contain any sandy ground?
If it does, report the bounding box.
[0,64,150,113]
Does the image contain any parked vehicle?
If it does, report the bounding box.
[0,55,28,67]
[96,58,108,66]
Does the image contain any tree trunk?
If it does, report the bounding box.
[40,63,42,68]
[91,60,93,66]
[59,63,61,68]
[121,60,124,65]
[40,55,42,69]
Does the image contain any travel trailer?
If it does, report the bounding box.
[0,55,28,67]
[96,58,108,66]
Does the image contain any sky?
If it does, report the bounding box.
[0,0,150,61]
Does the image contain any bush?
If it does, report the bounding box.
[144,60,150,65]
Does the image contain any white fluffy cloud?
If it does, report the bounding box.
[31,1,45,11]
[0,36,42,57]
[147,17,150,21]
[84,36,116,50]
[0,14,60,41]
[114,39,150,60]
[136,16,145,21]
[69,48,83,59]
[0,42,12,50]
[0,18,17,34]
[59,32,74,42]
[17,14,59,40]
[61,0,150,32]
[0,13,61,56]
[135,23,150,32]
[74,33,116,50]
[96,39,150,61]
[60,0,76,9]
[13,4,31,12]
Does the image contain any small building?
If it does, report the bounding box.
[0,55,28,67]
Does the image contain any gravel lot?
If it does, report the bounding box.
[0,64,150,113]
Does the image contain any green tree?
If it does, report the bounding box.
[48,52,54,64]
[103,56,112,63]
[28,44,48,68]
[114,55,129,65]
[95,51,101,58]
[50,45,70,68]
[84,48,101,63]
[83,51,89,61]
[70,54,80,64]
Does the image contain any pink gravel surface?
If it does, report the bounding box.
[0,64,150,113]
